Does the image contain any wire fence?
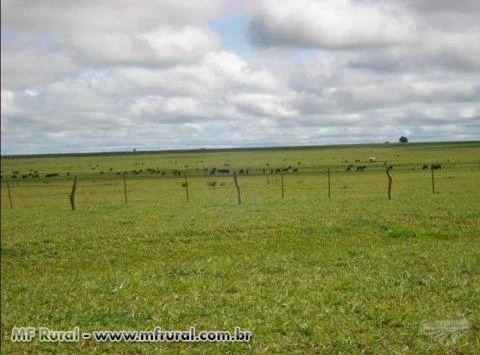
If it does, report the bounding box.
[2,163,479,210]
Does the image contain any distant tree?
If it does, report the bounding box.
[399,136,408,143]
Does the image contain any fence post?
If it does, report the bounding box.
[233,172,241,205]
[5,177,13,209]
[386,166,393,200]
[123,173,128,204]
[184,173,190,202]
[431,169,435,194]
[328,168,331,198]
[69,176,77,210]
[281,173,285,200]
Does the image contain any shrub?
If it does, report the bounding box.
[206,180,217,187]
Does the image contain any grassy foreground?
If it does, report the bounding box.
[1,142,479,353]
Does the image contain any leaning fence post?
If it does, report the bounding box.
[386,166,393,200]
[233,172,241,205]
[5,177,13,209]
[123,173,128,204]
[184,173,190,202]
[69,176,77,210]
[281,173,285,200]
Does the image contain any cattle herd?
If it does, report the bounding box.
[2,163,443,181]
[344,163,442,172]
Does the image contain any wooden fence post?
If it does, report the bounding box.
[386,166,393,200]
[281,173,285,200]
[5,177,13,209]
[123,173,128,204]
[328,168,331,198]
[233,172,241,205]
[431,169,435,194]
[69,176,77,210]
[184,173,190,202]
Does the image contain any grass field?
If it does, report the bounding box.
[1,142,479,353]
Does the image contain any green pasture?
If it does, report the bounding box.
[1,142,479,353]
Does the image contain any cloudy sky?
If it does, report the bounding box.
[2,0,479,154]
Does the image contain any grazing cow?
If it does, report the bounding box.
[346,164,354,171]
[422,165,429,170]
[293,168,298,173]
[275,168,281,174]
[239,169,245,175]
[282,168,289,173]
[356,166,366,172]
[431,164,442,170]
[369,157,377,162]
[217,169,229,174]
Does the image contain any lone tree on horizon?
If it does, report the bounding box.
[399,136,408,143]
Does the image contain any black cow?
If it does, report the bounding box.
[431,164,442,170]
[422,165,428,170]
[217,169,229,174]
[356,166,366,172]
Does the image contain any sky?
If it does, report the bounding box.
[1,0,479,154]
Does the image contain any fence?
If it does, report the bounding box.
[2,163,477,210]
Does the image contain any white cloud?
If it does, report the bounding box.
[1,33,77,90]
[114,51,279,96]
[248,0,416,49]
[228,93,297,118]
[69,26,221,66]
[1,0,226,32]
